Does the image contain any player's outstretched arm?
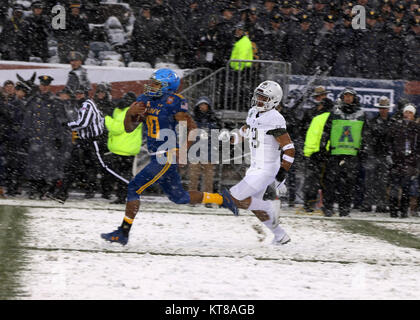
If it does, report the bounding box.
[124,101,147,133]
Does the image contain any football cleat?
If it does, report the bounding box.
[220,188,239,216]
[101,227,129,245]
[322,207,334,217]
[272,233,291,246]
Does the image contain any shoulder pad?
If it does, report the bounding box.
[262,109,286,129]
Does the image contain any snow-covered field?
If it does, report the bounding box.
[0,196,419,300]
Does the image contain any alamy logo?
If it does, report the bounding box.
[352,5,366,30]
[51,5,66,30]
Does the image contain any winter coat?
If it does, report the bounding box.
[387,119,420,175]
[402,29,420,81]
[245,21,266,57]
[21,92,62,181]
[66,66,91,94]
[229,35,253,71]
[261,25,288,61]
[54,13,90,59]
[105,106,143,156]
[6,96,26,151]
[25,13,50,61]
[94,93,115,117]
[364,114,392,158]
[286,27,316,75]
[331,23,358,77]
[0,16,30,61]
[54,98,79,168]
[215,18,236,65]
[130,15,163,64]
[381,30,407,80]
[310,26,338,74]
[354,23,385,79]
[0,97,12,146]
[192,96,221,162]
[196,26,225,70]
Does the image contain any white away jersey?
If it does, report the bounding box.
[245,107,286,170]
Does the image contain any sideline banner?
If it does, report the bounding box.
[288,75,417,115]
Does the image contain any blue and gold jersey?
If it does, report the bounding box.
[136,92,188,154]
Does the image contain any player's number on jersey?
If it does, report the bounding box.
[146,115,160,138]
[251,128,260,148]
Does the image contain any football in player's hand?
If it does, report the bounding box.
[128,101,147,122]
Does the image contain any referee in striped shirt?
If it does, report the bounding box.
[49,88,129,203]
[68,97,105,139]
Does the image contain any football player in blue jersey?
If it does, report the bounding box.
[101,68,238,245]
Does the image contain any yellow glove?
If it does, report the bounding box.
[72,131,79,143]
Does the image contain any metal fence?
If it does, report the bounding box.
[178,59,292,191]
[181,60,291,113]
[223,59,292,112]
[180,67,225,110]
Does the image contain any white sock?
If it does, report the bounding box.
[249,197,286,239]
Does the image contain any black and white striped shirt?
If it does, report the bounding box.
[68,99,104,140]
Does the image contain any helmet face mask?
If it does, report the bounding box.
[144,68,180,97]
[251,81,283,112]
[145,79,165,97]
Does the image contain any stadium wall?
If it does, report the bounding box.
[0,60,186,98]
[0,60,418,112]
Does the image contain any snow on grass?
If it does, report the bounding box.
[0,197,419,300]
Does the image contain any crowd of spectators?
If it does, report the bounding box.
[281,86,420,218]
[0,66,140,203]
[0,0,419,218]
[0,75,419,217]
[0,0,418,80]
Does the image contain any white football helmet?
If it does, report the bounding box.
[251,80,283,112]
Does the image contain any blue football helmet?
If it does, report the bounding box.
[144,68,180,97]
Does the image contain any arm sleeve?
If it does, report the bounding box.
[67,102,92,130]
[266,128,288,137]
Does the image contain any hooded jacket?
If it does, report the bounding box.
[192,96,221,162]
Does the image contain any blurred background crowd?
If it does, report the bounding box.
[0,0,418,79]
[0,0,419,218]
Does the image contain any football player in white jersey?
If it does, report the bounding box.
[229,80,295,245]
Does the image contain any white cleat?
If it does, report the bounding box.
[272,233,291,246]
